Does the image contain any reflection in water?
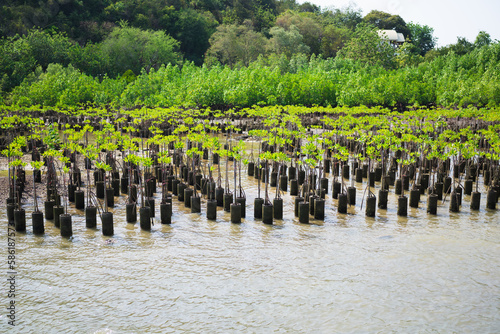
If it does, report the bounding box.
[2,158,500,333]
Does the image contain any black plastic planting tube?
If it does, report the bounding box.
[126,203,137,222]
[172,179,180,195]
[60,214,72,237]
[101,212,114,236]
[184,188,193,208]
[314,197,325,220]
[435,182,444,200]
[14,209,26,232]
[7,203,15,224]
[320,178,328,195]
[96,181,105,199]
[32,211,44,234]
[68,184,75,202]
[106,188,114,208]
[427,194,438,215]
[355,168,363,183]
[294,197,304,217]
[288,166,296,181]
[161,202,172,224]
[44,200,55,220]
[444,177,452,194]
[298,202,309,224]
[254,198,264,219]
[290,179,298,196]
[369,171,375,187]
[75,190,85,210]
[378,189,388,209]
[140,206,151,231]
[223,193,233,212]
[262,203,273,224]
[177,183,186,202]
[248,162,255,176]
[85,206,97,228]
[347,187,356,205]
[230,203,241,224]
[450,191,460,212]
[120,177,128,194]
[112,179,120,196]
[409,189,420,208]
[338,193,348,214]
[332,181,341,199]
[236,197,246,218]
[129,185,138,202]
[382,176,391,191]
[207,199,217,220]
[280,175,288,192]
[273,198,283,220]
[397,196,408,217]
[464,179,473,195]
[216,187,224,207]
[470,192,481,211]
[53,206,64,228]
[366,196,376,217]
[191,196,201,213]
[395,179,402,195]
[486,189,497,210]
[309,195,316,215]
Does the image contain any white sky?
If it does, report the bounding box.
[300,0,500,47]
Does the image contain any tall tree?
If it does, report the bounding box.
[475,31,491,48]
[322,5,362,31]
[337,23,396,68]
[100,24,181,76]
[275,11,322,55]
[174,9,218,65]
[363,10,410,40]
[320,25,351,58]
[407,22,436,56]
[268,24,309,58]
[206,23,268,66]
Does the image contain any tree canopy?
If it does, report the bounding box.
[0,0,495,102]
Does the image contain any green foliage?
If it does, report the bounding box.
[337,23,397,69]
[275,11,323,55]
[43,123,61,150]
[206,23,268,66]
[407,22,436,56]
[0,29,73,93]
[10,63,98,107]
[268,25,310,58]
[100,25,181,76]
[363,10,410,40]
[174,9,218,65]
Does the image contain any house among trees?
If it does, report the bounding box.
[377,29,405,47]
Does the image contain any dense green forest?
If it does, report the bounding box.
[1,0,498,109]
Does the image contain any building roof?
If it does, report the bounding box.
[377,30,405,43]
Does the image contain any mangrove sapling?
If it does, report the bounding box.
[58,156,72,214]
[1,142,23,203]
[30,161,44,212]
[187,154,201,213]
[94,160,114,236]
[137,156,153,230]
[360,146,377,210]
[158,153,172,200]
[232,140,246,200]
[334,144,350,196]
[260,152,273,206]
[94,161,113,214]
[9,158,26,208]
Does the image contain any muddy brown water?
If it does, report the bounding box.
[1,155,499,333]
